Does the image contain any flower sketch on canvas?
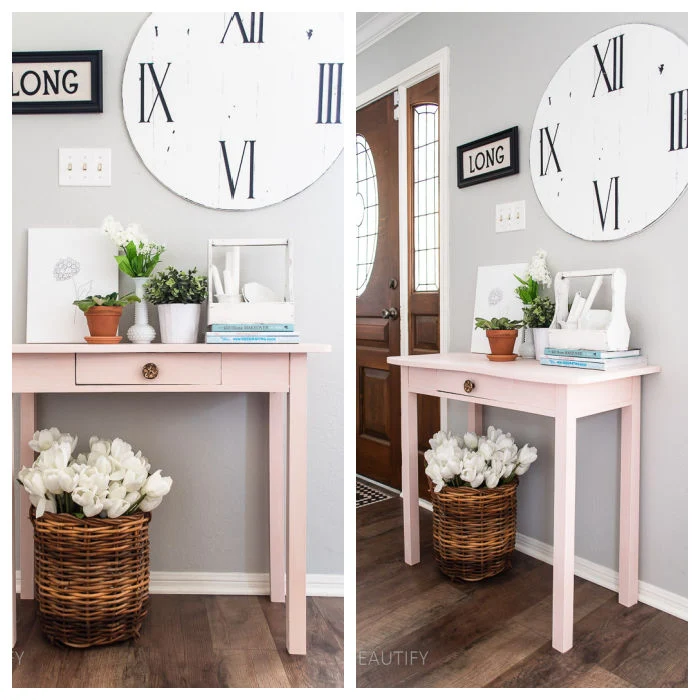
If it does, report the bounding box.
[53,256,93,323]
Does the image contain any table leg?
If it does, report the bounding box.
[19,394,36,601]
[401,366,420,565]
[552,386,576,653]
[269,392,286,604]
[467,402,483,436]
[619,376,641,606]
[286,355,307,655]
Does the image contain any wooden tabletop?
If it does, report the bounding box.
[12,343,331,354]
[387,352,660,385]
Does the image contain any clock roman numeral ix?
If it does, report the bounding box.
[317,63,343,124]
[139,63,173,123]
[220,140,255,200]
[593,34,624,97]
[538,124,561,176]
[221,12,264,44]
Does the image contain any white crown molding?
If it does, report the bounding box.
[16,571,344,597]
[356,13,420,55]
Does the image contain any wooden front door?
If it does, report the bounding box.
[356,94,402,489]
[407,74,441,500]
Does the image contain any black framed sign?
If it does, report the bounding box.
[12,50,103,114]
[457,126,519,188]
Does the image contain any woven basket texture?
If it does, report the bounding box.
[30,507,151,648]
[430,478,518,582]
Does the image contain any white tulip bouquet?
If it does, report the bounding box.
[425,426,538,493]
[17,427,173,518]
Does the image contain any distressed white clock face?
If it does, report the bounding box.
[530,24,687,241]
[123,13,344,210]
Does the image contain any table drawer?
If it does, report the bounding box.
[75,353,222,386]
[409,367,556,414]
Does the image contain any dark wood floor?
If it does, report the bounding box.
[13,594,343,688]
[357,497,687,688]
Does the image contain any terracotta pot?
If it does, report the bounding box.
[84,306,123,337]
[485,329,518,359]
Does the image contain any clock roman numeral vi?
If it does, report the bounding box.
[669,89,688,151]
[593,34,624,97]
[317,63,343,124]
[139,62,173,123]
[539,124,562,176]
[593,176,620,231]
[220,140,255,200]
[220,12,264,44]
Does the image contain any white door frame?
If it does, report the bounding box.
[357,47,451,430]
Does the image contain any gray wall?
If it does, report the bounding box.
[359,12,687,598]
[13,13,344,576]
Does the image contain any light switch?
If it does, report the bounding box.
[59,148,111,186]
[495,200,526,232]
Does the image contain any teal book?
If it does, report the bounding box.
[544,347,640,359]
[209,323,295,332]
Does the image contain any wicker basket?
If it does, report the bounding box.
[429,478,518,582]
[30,507,151,648]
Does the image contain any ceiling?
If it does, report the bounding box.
[356,12,419,54]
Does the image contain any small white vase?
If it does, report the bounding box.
[519,327,535,359]
[127,277,156,344]
[533,328,550,360]
[158,304,201,344]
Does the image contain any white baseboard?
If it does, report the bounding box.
[515,532,688,621]
[15,571,343,597]
[415,497,687,620]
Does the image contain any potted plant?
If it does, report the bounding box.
[514,249,554,359]
[143,266,208,344]
[16,427,173,647]
[103,215,166,344]
[474,317,523,361]
[425,426,538,581]
[73,292,140,344]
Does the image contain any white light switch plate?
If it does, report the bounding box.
[495,200,526,232]
[59,148,111,186]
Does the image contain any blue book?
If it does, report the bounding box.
[209,323,295,332]
[205,334,300,344]
[540,356,646,371]
[544,347,640,359]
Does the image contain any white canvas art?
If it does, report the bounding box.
[26,228,118,343]
[471,263,528,354]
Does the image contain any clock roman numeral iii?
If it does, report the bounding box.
[139,62,173,123]
[593,176,620,231]
[220,140,255,200]
[593,34,624,97]
[317,63,343,124]
[669,89,688,151]
[539,124,562,176]
[220,12,264,44]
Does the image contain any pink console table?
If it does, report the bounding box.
[12,342,330,655]
[387,352,660,653]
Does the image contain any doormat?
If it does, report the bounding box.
[356,479,392,508]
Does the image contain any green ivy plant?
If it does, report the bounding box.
[523,296,555,329]
[143,267,208,304]
[474,317,524,331]
[72,292,141,313]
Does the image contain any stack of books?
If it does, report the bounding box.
[205,323,299,344]
[540,347,646,371]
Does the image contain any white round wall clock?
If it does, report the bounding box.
[122,12,344,210]
[529,23,687,241]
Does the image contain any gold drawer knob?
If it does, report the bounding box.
[464,379,475,393]
[142,362,159,380]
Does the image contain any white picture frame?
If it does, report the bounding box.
[26,228,118,343]
[471,262,528,354]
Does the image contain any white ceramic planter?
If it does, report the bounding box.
[157,304,201,344]
[533,327,550,360]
